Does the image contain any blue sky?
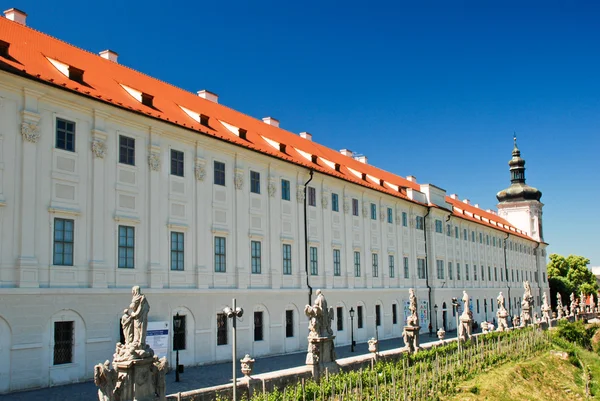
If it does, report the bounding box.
[11,1,600,265]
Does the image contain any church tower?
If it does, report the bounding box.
[496,137,544,241]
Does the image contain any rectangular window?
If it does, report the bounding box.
[310,247,318,275]
[332,193,339,212]
[53,321,73,365]
[387,207,393,224]
[500,268,504,281]
[403,257,409,279]
[250,171,260,194]
[455,226,459,238]
[495,267,498,281]
[392,304,398,324]
[416,216,424,230]
[488,266,492,281]
[216,313,228,345]
[170,149,184,177]
[417,258,426,279]
[251,240,261,274]
[457,263,461,280]
[214,236,226,272]
[389,255,395,278]
[473,265,478,280]
[53,218,74,266]
[477,299,480,313]
[486,235,490,245]
[336,307,343,331]
[119,135,135,165]
[512,269,515,282]
[285,310,294,337]
[448,262,453,280]
[481,266,485,280]
[436,260,445,279]
[308,186,316,206]
[281,179,290,201]
[479,232,483,243]
[375,305,381,326]
[466,264,470,280]
[471,231,475,242]
[214,161,226,186]
[118,225,135,269]
[170,232,184,271]
[173,315,186,351]
[357,306,364,329]
[352,198,359,216]
[446,224,451,236]
[372,253,379,277]
[402,212,408,227]
[354,251,361,277]
[56,118,76,152]
[543,272,546,282]
[493,237,497,247]
[463,229,468,240]
[435,219,443,233]
[254,312,264,341]
[333,249,341,276]
[283,244,292,275]
[371,203,377,220]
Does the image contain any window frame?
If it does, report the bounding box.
[283,244,292,275]
[173,314,186,351]
[170,231,184,271]
[118,135,135,166]
[251,240,261,274]
[417,258,426,279]
[354,251,361,277]
[53,321,74,365]
[253,311,264,342]
[118,225,135,269]
[250,170,261,194]
[333,249,341,276]
[389,255,395,278]
[308,186,316,207]
[331,193,339,212]
[281,179,290,201]
[370,203,377,220]
[352,199,359,216]
[213,161,226,186]
[55,117,76,153]
[387,207,393,224]
[310,246,318,275]
[403,256,409,279]
[214,236,226,272]
[170,149,184,177]
[285,310,294,337]
[53,218,74,266]
[372,253,379,277]
[216,313,228,346]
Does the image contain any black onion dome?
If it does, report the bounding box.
[496,137,542,203]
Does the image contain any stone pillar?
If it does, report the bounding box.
[147,134,164,288]
[17,89,43,288]
[89,110,108,287]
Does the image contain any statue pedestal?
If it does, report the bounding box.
[306,336,339,380]
[113,357,156,401]
[459,315,472,342]
[402,325,421,353]
[496,309,509,331]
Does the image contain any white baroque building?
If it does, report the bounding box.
[0,9,549,392]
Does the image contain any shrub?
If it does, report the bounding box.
[555,320,591,349]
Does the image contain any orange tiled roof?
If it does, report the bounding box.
[0,16,535,242]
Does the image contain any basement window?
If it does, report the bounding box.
[0,40,9,58]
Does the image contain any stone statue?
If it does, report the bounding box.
[590,294,596,313]
[402,288,420,353]
[458,291,472,342]
[151,356,168,401]
[496,292,509,331]
[580,292,586,313]
[556,293,564,319]
[94,286,161,401]
[520,281,533,327]
[569,292,577,316]
[94,360,117,401]
[304,289,338,379]
[541,292,551,324]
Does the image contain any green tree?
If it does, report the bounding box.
[548,253,598,309]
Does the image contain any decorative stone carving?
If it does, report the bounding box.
[194,161,206,181]
[368,337,379,353]
[395,214,401,225]
[362,204,369,218]
[321,194,328,208]
[343,197,350,214]
[240,354,255,378]
[296,187,305,202]
[304,289,338,380]
[570,292,577,316]
[541,292,551,324]
[94,286,168,401]
[92,139,107,159]
[21,120,41,143]
[496,292,509,331]
[437,327,446,341]
[556,293,564,319]
[520,281,533,327]
[148,152,160,171]
[234,171,244,190]
[458,290,472,342]
[580,292,586,313]
[380,210,386,222]
[267,181,276,197]
[402,288,421,353]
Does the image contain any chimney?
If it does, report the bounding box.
[4,8,27,25]
[406,175,417,182]
[339,149,353,157]
[474,203,480,208]
[354,155,368,164]
[463,199,471,205]
[198,90,219,104]
[299,132,312,141]
[262,117,279,128]
[99,49,119,63]
[450,194,459,200]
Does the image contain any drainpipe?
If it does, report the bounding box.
[503,233,511,315]
[423,206,432,329]
[304,169,314,305]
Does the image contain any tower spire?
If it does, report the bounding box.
[496,136,541,203]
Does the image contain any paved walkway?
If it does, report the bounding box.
[2,330,460,400]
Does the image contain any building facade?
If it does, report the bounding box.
[0,9,549,392]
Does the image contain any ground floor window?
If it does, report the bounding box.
[217,313,228,345]
[54,321,74,365]
[173,314,186,351]
[285,310,294,338]
[336,307,343,331]
[375,305,381,326]
[357,306,364,328]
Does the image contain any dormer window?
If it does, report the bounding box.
[279,143,287,153]
[311,155,318,164]
[200,114,209,127]
[362,173,367,181]
[335,163,340,172]
[0,40,9,58]
[238,128,247,140]
[141,93,154,107]
[68,66,84,84]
